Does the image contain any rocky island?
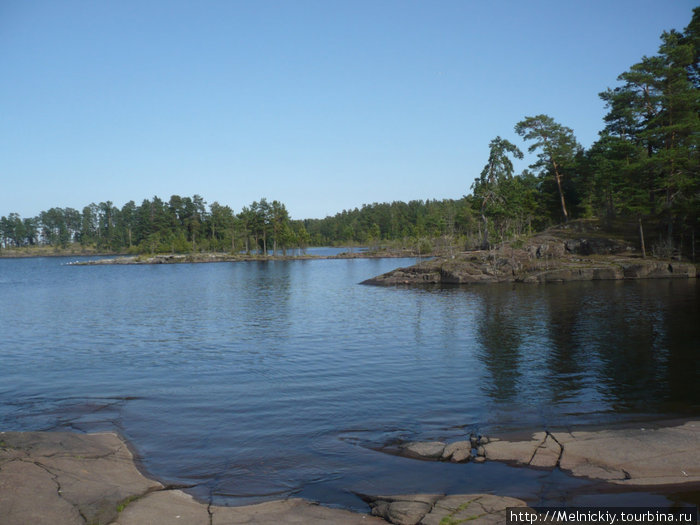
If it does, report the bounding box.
[362,223,698,286]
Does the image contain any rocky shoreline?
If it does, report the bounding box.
[1,420,698,524]
[388,420,700,487]
[362,227,698,285]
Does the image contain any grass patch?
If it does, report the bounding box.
[116,494,141,513]
[438,498,487,525]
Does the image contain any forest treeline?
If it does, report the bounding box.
[2,9,698,257]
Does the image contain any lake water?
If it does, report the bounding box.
[0,256,698,510]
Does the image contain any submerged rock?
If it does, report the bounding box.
[401,441,446,460]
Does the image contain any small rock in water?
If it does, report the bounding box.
[450,448,472,463]
[441,441,471,461]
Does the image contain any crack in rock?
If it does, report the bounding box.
[4,458,87,524]
[207,497,214,525]
[19,457,81,517]
[547,431,565,468]
[527,432,564,469]
[527,434,549,466]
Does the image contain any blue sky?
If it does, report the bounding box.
[1,1,696,220]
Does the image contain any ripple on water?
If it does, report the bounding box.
[0,257,698,507]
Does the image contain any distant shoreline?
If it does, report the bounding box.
[63,249,426,265]
[0,245,424,261]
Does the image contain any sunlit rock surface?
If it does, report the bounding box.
[392,421,700,486]
[0,431,385,525]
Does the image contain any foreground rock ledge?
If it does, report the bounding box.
[0,431,383,525]
[392,421,700,486]
[0,431,524,525]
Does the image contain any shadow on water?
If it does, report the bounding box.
[463,281,700,431]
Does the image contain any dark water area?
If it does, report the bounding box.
[1,256,698,510]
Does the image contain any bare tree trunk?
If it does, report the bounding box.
[638,216,646,259]
[552,160,568,222]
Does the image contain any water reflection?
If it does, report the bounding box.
[542,286,588,403]
[234,261,292,337]
[590,281,700,411]
[467,280,699,423]
[662,281,700,407]
[474,286,524,402]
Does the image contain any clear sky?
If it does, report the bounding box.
[1,1,696,220]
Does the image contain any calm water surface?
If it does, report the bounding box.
[1,256,698,509]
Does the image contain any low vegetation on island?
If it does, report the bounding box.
[1,9,698,269]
